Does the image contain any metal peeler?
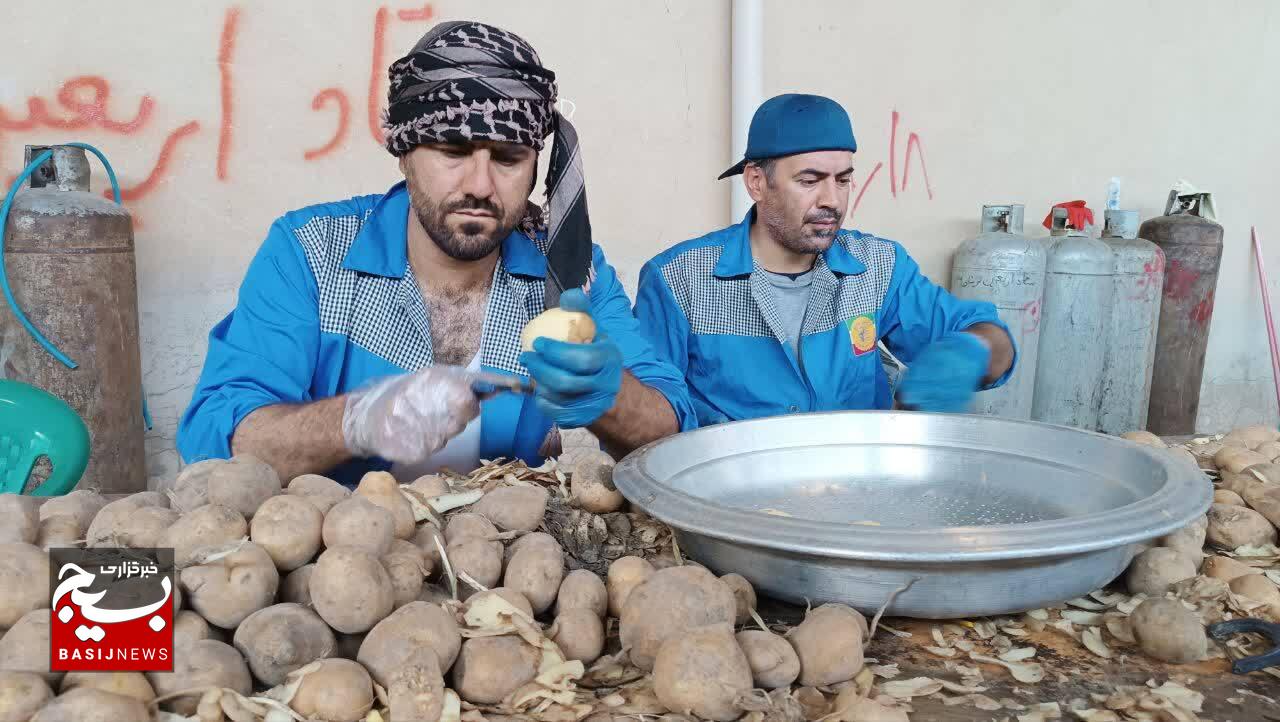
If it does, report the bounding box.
[1208,618,1280,674]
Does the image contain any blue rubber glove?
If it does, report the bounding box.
[520,289,623,429]
[896,333,991,413]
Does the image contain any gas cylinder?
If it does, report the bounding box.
[1097,210,1164,435]
[1140,193,1224,435]
[0,145,145,493]
[950,204,1046,419]
[1031,208,1115,429]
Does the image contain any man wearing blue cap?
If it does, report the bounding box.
[632,94,1016,425]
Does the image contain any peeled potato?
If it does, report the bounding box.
[1121,431,1164,447]
[520,308,596,352]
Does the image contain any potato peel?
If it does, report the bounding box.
[1081,628,1112,659]
[968,652,1045,684]
[879,677,943,698]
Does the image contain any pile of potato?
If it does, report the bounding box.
[0,451,906,722]
[1118,424,1280,665]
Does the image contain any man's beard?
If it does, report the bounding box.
[759,203,841,255]
[409,185,521,262]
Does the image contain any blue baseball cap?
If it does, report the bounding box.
[719,93,858,179]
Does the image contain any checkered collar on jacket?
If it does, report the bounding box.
[312,180,550,376]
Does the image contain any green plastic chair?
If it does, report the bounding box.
[0,379,90,496]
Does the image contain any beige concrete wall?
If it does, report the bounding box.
[2,1,1276,485]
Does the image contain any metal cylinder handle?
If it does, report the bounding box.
[22,146,91,193]
[981,204,1025,234]
[1103,209,1140,239]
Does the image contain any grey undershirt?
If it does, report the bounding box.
[762,268,814,359]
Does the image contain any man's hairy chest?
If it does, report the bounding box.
[421,283,490,367]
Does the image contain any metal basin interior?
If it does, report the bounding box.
[617,411,1211,563]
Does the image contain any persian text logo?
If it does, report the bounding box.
[48,547,174,672]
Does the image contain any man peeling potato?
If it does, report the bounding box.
[178,22,693,484]
[634,94,1016,424]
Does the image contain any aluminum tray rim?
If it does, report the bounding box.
[613,410,1212,564]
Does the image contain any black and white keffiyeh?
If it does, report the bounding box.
[384,21,591,307]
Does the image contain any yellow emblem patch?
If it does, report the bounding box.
[847,314,876,356]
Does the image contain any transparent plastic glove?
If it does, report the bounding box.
[341,365,482,464]
[896,333,990,413]
[519,289,623,429]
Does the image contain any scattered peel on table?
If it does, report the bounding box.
[878,676,943,699]
[1081,628,1112,659]
[968,651,1045,684]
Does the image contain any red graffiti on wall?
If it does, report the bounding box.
[368,4,435,145]
[850,110,933,220]
[217,7,242,182]
[304,89,352,161]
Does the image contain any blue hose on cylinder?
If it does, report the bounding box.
[1,143,153,430]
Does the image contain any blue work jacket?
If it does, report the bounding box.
[177,181,695,485]
[632,209,1015,426]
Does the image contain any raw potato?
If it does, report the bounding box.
[174,610,214,649]
[504,534,564,614]
[1129,597,1207,663]
[323,497,395,557]
[473,485,549,532]
[720,573,757,624]
[59,672,154,703]
[84,497,143,547]
[355,471,415,539]
[832,686,910,722]
[0,671,53,722]
[1222,424,1280,450]
[287,473,351,514]
[0,543,50,627]
[384,539,428,608]
[36,515,82,550]
[180,541,279,629]
[206,454,281,518]
[280,564,315,606]
[1247,485,1280,529]
[169,458,223,512]
[1158,516,1208,567]
[357,601,462,688]
[467,588,534,619]
[311,546,395,634]
[289,658,375,722]
[452,635,541,705]
[408,474,450,498]
[1230,574,1280,619]
[1125,547,1197,596]
[1216,471,1258,497]
[97,505,178,548]
[520,307,596,352]
[158,504,248,566]
[333,632,366,661]
[1201,555,1261,582]
[1248,462,1280,484]
[788,603,867,686]
[38,489,106,530]
[0,494,37,545]
[503,528,561,567]
[447,536,503,589]
[1206,503,1277,549]
[550,608,605,664]
[0,610,60,686]
[30,687,151,722]
[147,639,252,716]
[389,649,447,722]
[251,495,323,571]
[412,523,445,571]
[445,512,499,544]
[1214,489,1246,506]
[571,452,624,514]
[419,583,452,605]
[127,490,169,508]
[1214,446,1270,474]
[607,555,655,618]
[619,565,737,670]
[1121,430,1165,447]
[233,603,336,686]
[653,623,753,722]
[1257,441,1280,461]
[736,629,801,689]
[1166,446,1200,469]
[557,569,608,617]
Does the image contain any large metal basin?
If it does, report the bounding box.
[613,411,1211,619]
